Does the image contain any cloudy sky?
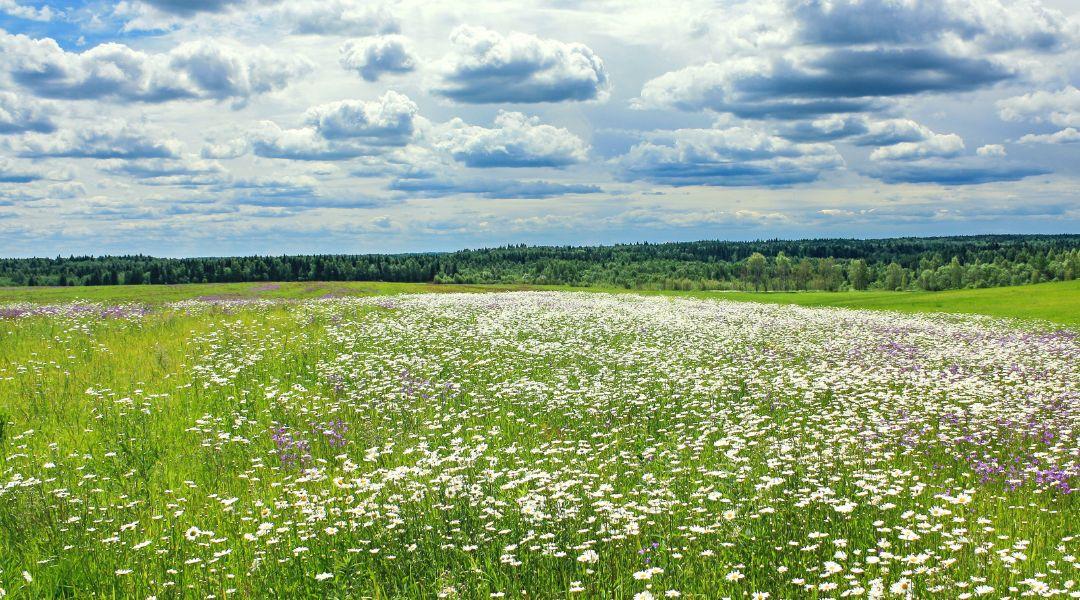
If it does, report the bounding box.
[1,0,1079,257]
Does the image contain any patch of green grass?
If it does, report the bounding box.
[705,279,1080,327]
[0,292,1075,598]
[1,279,1076,327]
[0,281,547,304]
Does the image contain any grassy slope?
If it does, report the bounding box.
[1,278,1076,327]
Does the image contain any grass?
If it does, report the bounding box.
[707,279,1080,327]
[1,278,1077,327]
[0,290,1076,598]
[0,281,540,304]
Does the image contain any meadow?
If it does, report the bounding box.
[0,288,1077,598]
[1,278,1077,326]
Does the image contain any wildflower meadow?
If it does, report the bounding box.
[0,292,1076,598]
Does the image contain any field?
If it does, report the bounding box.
[1,279,1078,327]
[711,280,1080,328]
[0,289,1077,598]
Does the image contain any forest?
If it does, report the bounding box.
[2,235,1078,292]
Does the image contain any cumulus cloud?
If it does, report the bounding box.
[246,92,422,160]
[862,156,1048,185]
[854,119,936,147]
[247,121,367,161]
[976,144,1008,156]
[110,0,272,31]
[638,0,1073,122]
[433,26,609,104]
[998,86,1080,146]
[870,133,965,161]
[618,126,844,187]
[101,155,228,186]
[339,35,417,82]
[790,0,1073,51]
[1018,127,1080,144]
[777,116,940,147]
[304,92,420,144]
[635,49,1013,119]
[0,91,55,134]
[224,175,317,205]
[0,157,46,182]
[389,177,601,199]
[0,33,311,106]
[15,121,183,159]
[777,115,870,142]
[435,111,589,168]
[278,1,398,36]
[45,181,86,198]
[998,86,1080,128]
[201,137,249,159]
[0,0,55,21]
[862,128,1046,183]
[130,0,256,16]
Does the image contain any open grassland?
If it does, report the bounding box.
[709,280,1080,328]
[1,278,1078,327]
[0,281,533,304]
[0,292,1076,598]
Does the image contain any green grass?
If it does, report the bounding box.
[0,289,1076,598]
[0,281,545,304]
[707,279,1080,327]
[2,278,1076,327]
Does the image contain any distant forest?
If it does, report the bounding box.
[2,235,1079,292]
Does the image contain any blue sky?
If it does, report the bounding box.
[0,0,1078,257]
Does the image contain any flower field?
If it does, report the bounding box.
[0,292,1077,599]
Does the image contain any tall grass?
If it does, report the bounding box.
[0,293,1076,598]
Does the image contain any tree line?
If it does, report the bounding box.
[1,235,1078,292]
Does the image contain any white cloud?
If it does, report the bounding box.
[998,86,1080,128]
[637,0,1076,122]
[0,157,49,182]
[127,0,257,16]
[0,91,55,134]
[870,133,965,161]
[0,0,55,21]
[635,50,1012,119]
[1018,127,1080,144]
[790,0,1074,51]
[277,1,399,36]
[14,120,184,159]
[0,33,311,106]
[862,155,1048,185]
[435,111,588,168]
[339,35,417,82]
[201,138,249,159]
[247,121,368,161]
[433,26,609,104]
[101,155,229,186]
[976,144,1008,156]
[389,176,601,199]
[856,119,936,146]
[618,126,844,186]
[244,91,424,160]
[304,92,420,144]
[46,182,87,198]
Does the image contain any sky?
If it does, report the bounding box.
[0,0,1079,257]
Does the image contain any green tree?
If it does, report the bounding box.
[775,252,792,291]
[948,257,964,289]
[848,259,869,290]
[746,253,767,291]
[884,262,905,291]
